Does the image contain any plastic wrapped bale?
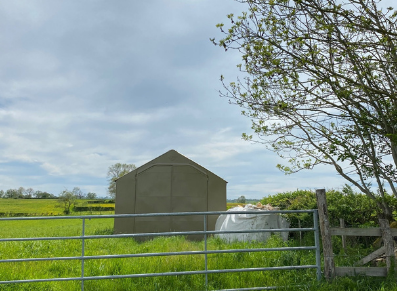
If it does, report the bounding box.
[215,204,289,242]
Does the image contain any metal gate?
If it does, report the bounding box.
[0,210,321,290]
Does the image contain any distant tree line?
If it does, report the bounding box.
[0,186,98,200]
[0,163,137,201]
[58,188,114,214]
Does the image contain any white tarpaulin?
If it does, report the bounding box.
[215,204,289,242]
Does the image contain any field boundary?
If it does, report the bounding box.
[0,210,321,291]
[316,189,397,280]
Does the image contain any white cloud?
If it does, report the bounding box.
[0,0,356,198]
[185,128,255,161]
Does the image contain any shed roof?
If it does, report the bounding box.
[118,149,227,182]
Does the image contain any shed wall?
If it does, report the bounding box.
[114,150,226,238]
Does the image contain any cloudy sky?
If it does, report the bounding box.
[2,0,390,199]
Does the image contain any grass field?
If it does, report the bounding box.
[0,199,241,215]
[226,202,243,210]
[1,217,397,290]
[1,199,397,290]
[0,199,114,216]
[0,217,319,291]
[0,199,61,215]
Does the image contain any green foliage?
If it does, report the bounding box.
[0,188,56,199]
[261,186,397,229]
[4,188,23,199]
[34,191,56,199]
[86,192,97,199]
[73,206,115,212]
[57,190,78,214]
[107,163,136,199]
[214,0,397,219]
[236,195,246,203]
[262,189,317,228]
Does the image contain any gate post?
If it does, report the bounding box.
[316,189,335,280]
[379,219,396,276]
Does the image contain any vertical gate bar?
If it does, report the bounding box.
[340,218,347,255]
[204,214,208,288]
[298,220,302,246]
[313,210,322,281]
[81,218,86,291]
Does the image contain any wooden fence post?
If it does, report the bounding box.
[379,219,396,275]
[316,189,335,280]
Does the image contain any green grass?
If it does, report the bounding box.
[0,200,397,290]
[0,218,316,290]
[1,200,245,215]
[0,199,115,216]
[0,218,396,290]
[226,202,246,209]
[0,199,61,215]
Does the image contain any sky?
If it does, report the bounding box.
[1,0,393,199]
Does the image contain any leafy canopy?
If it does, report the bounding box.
[214,0,397,219]
[107,163,136,199]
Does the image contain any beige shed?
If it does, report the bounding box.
[114,149,227,239]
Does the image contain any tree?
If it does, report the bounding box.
[107,163,136,199]
[5,189,19,199]
[17,187,25,198]
[24,187,35,199]
[86,192,97,199]
[34,191,56,199]
[237,195,246,203]
[0,190,4,198]
[58,190,78,214]
[213,0,397,220]
[72,187,85,199]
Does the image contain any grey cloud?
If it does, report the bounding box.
[0,0,354,198]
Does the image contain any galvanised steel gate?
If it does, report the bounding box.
[0,210,321,290]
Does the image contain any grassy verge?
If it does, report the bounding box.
[1,217,397,290]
